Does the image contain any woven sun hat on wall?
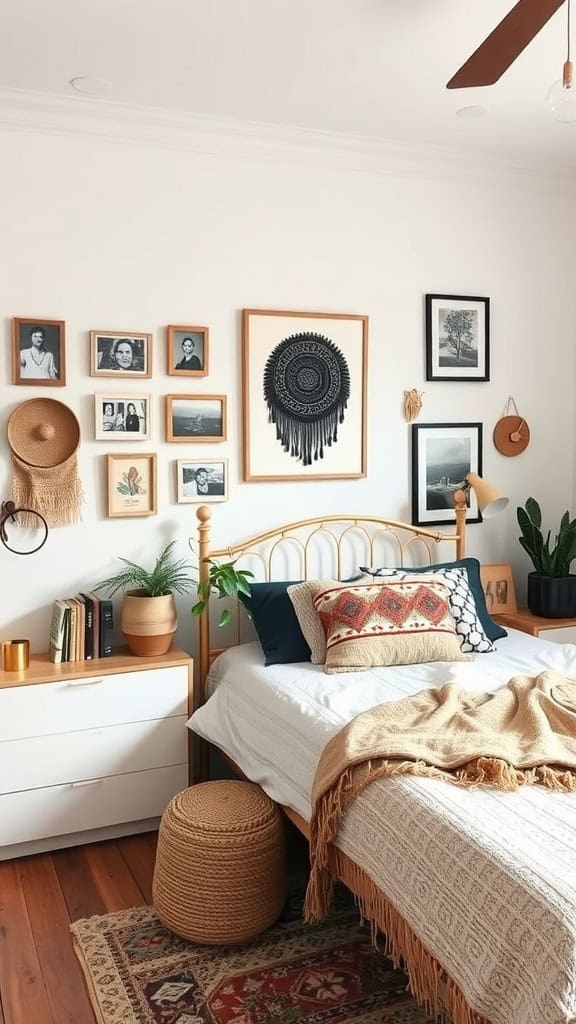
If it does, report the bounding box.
[7,398,83,526]
[152,780,287,945]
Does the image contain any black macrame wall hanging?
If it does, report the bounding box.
[263,332,350,466]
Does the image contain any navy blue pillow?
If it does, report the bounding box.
[239,581,311,666]
[359,557,506,643]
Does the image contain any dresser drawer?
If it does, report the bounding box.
[0,715,188,795]
[537,626,576,645]
[0,764,188,848]
[0,665,188,741]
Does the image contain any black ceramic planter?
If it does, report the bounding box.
[527,573,576,618]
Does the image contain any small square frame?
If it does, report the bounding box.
[167,325,209,377]
[479,563,517,615]
[12,317,66,386]
[166,394,227,443]
[107,453,157,517]
[425,294,489,382]
[176,458,229,504]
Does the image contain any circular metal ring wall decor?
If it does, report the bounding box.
[0,500,49,555]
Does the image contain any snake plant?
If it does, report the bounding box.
[517,498,576,578]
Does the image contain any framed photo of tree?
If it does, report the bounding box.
[425,294,489,382]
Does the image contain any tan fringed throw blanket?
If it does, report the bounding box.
[305,671,576,922]
[11,453,83,527]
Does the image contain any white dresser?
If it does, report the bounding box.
[0,647,193,860]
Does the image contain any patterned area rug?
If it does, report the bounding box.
[71,887,436,1024]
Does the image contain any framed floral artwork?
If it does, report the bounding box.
[107,453,157,517]
[242,308,368,481]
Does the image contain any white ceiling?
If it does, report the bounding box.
[1,0,576,169]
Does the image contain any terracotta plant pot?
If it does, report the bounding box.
[121,590,177,657]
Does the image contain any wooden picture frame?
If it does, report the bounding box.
[426,294,489,382]
[12,317,66,386]
[177,458,229,504]
[165,394,227,443]
[411,422,483,527]
[167,325,209,377]
[90,331,152,378]
[242,308,368,481]
[95,394,151,440]
[480,563,517,615]
[107,453,157,517]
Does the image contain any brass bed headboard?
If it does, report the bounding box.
[194,504,467,707]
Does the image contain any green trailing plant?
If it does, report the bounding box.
[191,558,254,628]
[95,541,195,597]
[517,498,576,578]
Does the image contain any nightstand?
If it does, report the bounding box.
[493,608,576,644]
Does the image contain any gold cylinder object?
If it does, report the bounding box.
[2,639,30,672]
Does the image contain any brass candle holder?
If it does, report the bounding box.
[2,639,30,672]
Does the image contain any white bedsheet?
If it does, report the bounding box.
[188,631,576,1024]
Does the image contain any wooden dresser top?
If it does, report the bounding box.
[0,646,193,689]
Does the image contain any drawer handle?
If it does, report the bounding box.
[67,678,104,688]
[70,778,104,788]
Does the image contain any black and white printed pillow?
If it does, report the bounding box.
[359,565,495,654]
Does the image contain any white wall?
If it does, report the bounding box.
[1,122,575,654]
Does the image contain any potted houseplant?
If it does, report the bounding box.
[191,558,254,626]
[517,498,576,618]
[95,541,194,656]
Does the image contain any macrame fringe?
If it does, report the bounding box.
[268,404,347,466]
[11,452,84,527]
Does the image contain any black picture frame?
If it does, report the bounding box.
[425,294,490,382]
[411,422,483,527]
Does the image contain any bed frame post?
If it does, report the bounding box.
[453,490,467,559]
[196,504,212,782]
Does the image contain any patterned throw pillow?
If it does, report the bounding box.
[359,566,495,655]
[293,578,472,674]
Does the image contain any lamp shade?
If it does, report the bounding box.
[466,473,509,519]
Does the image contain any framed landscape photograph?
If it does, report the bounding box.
[166,394,227,443]
[425,294,489,382]
[95,394,150,440]
[167,325,209,377]
[12,317,66,386]
[177,459,229,504]
[107,453,157,518]
[90,331,152,378]
[479,563,517,616]
[411,422,483,526]
[242,308,368,481]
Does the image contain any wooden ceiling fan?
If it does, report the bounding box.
[447,0,566,89]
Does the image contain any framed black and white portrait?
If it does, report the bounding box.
[177,459,228,503]
[166,394,227,443]
[411,422,483,526]
[95,394,150,440]
[425,295,489,382]
[242,308,368,481]
[167,325,208,377]
[90,331,152,378]
[12,317,66,386]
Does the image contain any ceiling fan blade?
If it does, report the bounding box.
[447,0,565,89]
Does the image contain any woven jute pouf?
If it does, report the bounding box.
[152,780,287,944]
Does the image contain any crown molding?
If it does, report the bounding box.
[0,86,574,193]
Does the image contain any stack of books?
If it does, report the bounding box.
[48,593,114,664]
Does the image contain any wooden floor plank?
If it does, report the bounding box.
[117,835,156,905]
[145,830,158,854]
[0,990,5,1024]
[18,855,96,1024]
[0,860,53,1024]
[84,841,147,911]
[52,848,107,923]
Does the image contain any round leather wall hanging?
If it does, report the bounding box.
[493,397,530,457]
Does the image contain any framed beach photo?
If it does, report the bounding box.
[425,294,489,382]
[411,422,483,527]
[107,453,157,517]
[242,308,368,481]
[12,317,66,386]
[177,459,229,504]
[95,394,150,440]
[166,394,227,443]
[167,325,209,377]
[90,331,152,378]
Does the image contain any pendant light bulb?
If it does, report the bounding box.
[548,0,576,124]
